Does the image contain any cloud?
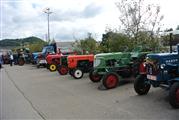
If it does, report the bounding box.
[2,0,178,41]
[1,0,106,41]
[51,3,102,22]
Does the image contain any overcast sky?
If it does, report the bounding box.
[1,0,179,41]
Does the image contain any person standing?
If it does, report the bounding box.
[10,54,14,66]
[0,54,3,69]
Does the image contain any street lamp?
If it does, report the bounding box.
[44,8,52,43]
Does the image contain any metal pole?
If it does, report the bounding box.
[169,33,173,53]
[47,13,50,43]
[44,8,52,43]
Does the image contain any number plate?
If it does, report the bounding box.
[39,60,47,64]
[147,75,156,80]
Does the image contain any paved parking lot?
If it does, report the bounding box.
[1,64,179,119]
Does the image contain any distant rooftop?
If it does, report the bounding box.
[163,30,179,35]
[56,41,74,48]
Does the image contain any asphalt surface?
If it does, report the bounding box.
[0,64,179,120]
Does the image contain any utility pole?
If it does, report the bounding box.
[44,8,52,43]
[169,33,173,53]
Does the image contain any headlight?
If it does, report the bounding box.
[143,62,146,67]
[94,58,101,67]
[160,64,165,69]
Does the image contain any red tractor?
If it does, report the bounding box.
[46,53,62,71]
[66,54,94,79]
[46,47,76,72]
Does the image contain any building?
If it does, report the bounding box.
[163,30,179,45]
[56,41,75,48]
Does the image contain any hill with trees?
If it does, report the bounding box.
[0,36,46,48]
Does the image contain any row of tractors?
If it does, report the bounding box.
[1,48,32,66]
[20,43,179,109]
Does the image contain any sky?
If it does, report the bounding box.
[1,0,179,41]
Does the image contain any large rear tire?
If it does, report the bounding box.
[89,70,102,83]
[73,69,83,79]
[18,59,25,66]
[58,66,68,75]
[102,72,119,89]
[134,75,151,95]
[169,82,179,109]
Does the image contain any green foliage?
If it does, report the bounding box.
[28,42,48,52]
[115,0,163,51]
[135,31,160,51]
[73,33,97,54]
[1,36,47,53]
[100,31,133,52]
[11,42,47,53]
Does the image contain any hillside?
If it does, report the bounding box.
[0,36,46,48]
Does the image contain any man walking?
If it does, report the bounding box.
[10,54,14,66]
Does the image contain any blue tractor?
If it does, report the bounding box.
[31,43,56,68]
[134,44,179,108]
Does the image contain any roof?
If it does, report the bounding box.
[56,41,74,48]
[163,30,179,35]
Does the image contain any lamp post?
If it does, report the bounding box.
[44,8,52,43]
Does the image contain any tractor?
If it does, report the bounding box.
[46,53,61,72]
[46,47,76,72]
[32,43,56,68]
[67,54,94,79]
[2,52,10,64]
[134,44,179,109]
[13,48,31,66]
[89,49,148,90]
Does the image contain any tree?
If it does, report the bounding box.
[100,29,132,52]
[116,0,164,50]
[73,33,98,54]
[28,42,47,52]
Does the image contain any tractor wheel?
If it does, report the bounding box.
[4,59,9,64]
[58,66,68,75]
[134,75,151,95]
[73,69,83,79]
[46,64,50,69]
[43,64,46,68]
[102,72,119,89]
[49,64,57,72]
[169,82,179,109]
[89,70,102,83]
[37,64,40,68]
[18,59,25,66]
[69,69,74,76]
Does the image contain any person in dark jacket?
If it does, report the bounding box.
[0,54,3,69]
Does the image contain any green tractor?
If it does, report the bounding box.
[89,48,148,90]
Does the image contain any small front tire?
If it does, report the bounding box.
[73,69,83,79]
[89,70,102,83]
[49,64,57,72]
